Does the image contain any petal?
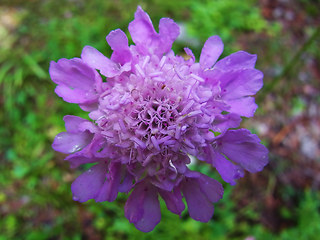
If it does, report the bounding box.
[197,173,224,203]
[125,182,161,232]
[63,115,88,133]
[95,162,121,202]
[158,18,180,54]
[54,85,97,104]
[106,29,131,65]
[49,58,100,104]
[221,69,263,100]
[200,36,224,69]
[128,6,158,55]
[218,129,269,173]
[81,46,121,78]
[159,187,185,215]
[211,113,242,133]
[181,177,214,222]
[52,131,92,154]
[209,148,244,185]
[214,51,257,71]
[71,162,108,202]
[225,97,258,118]
[49,58,96,90]
[118,171,134,193]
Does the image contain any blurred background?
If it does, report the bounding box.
[0,0,319,239]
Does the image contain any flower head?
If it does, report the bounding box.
[50,6,268,232]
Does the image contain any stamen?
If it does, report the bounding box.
[132,137,146,149]
[135,64,145,77]
[180,100,194,115]
[159,56,166,69]
[151,136,160,151]
[149,72,163,77]
[190,73,205,82]
[142,56,150,69]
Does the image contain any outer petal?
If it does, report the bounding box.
[203,146,244,185]
[226,97,258,118]
[49,58,101,104]
[95,162,122,202]
[128,6,158,55]
[81,46,123,78]
[52,116,95,154]
[181,176,214,222]
[71,162,108,202]
[200,36,224,69]
[159,187,185,215]
[158,18,180,54]
[211,113,242,134]
[197,173,224,203]
[214,51,257,71]
[52,131,92,154]
[106,29,131,65]
[221,69,263,100]
[125,181,161,232]
[218,129,269,173]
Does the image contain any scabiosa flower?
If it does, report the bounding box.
[50,6,268,232]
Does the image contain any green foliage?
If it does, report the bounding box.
[187,0,281,55]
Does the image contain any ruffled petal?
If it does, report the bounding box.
[158,18,180,54]
[81,46,123,78]
[221,69,263,100]
[49,58,101,104]
[197,173,224,203]
[218,129,269,173]
[125,181,161,232]
[52,131,92,154]
[181,176,214,222]
[225,97,258,118]
[159,187,185,215]
[205,146,244,185]
[211,113,242,133]
[214,51,257,71]
[95,162,121,202]
[71,162,108,202]
[106,29,131,65]
[200,36,224,69]
[128,6,158,55]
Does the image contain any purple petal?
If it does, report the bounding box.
[63,115,88,133]
[221,69,263,100]
[128,6,158,55]
[125,181,161,232]
[106,29,131,65]
[71,162,108,202]
[95,162,121,202]
[158,18,180,54]
[218,129,269,173]
[118,171,134,193]
[200,36,224,69]
[181,177,214,222]
[159,187,185,215]
[49,59,101,104]
[197,173,224,203]
[212,113,242,133]
[52,131,92,154]
[225,97,258,118]
[213,151,244,185]
[81,46,121,78]
[214,51,257,71]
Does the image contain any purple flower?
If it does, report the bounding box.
[50,6,268,232]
